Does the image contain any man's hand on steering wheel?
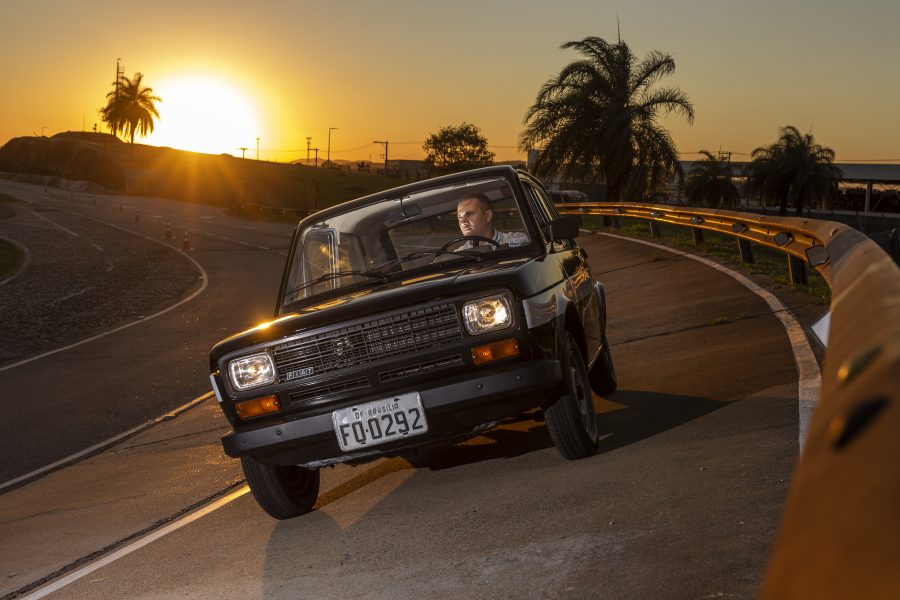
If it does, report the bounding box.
[437,235,501,254]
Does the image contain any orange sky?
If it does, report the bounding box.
[1,0,899,164]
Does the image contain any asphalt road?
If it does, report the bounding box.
[0,180,295,482]
[0,198,808,599]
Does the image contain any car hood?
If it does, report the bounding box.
[210,254,563,365]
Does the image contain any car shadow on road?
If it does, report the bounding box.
[400,389,727,471]
[595,390,728,454]
[258,390,729,598]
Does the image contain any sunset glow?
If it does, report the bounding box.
[143,77,261,157]
[1,2,899,164]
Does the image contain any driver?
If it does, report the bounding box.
[456,193,528,249]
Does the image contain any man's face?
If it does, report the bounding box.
[457,198,493,238]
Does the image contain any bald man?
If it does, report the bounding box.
[456,193,529,248]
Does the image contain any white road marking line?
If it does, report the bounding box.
[0,392,214,492]
[0,215,210,373]
[30,210,79,237]
[255,245,270,251]
[19,485,250,600]
[90,242,104,252]
[598,232,821,451]
[53,287,91,304]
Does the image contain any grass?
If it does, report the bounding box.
[582,215,831,305]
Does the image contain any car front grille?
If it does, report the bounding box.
[272,303,463,383]
[289,374,370,402]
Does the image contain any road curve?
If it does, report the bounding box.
[0,181,294,483]
[1,223,810,599]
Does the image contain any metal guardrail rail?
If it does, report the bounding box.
[558,202,900,598]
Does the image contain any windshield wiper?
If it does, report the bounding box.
[284,269,389,299]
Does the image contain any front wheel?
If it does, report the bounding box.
[241,456,320,520]
[545,332,600,460]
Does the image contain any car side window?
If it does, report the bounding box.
[522,179,575,247]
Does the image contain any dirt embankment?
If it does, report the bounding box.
[0,132,397,212]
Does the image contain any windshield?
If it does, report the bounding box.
[281,175,534,309]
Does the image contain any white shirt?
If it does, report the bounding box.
[458,229,530,250]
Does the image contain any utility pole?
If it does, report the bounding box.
[256,137,260,161]
[115,58,124,98]
[373,140,389,175]
[327,127,337,163]
[306,137,312,165]
[313,148,319,167]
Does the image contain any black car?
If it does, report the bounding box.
[209,166,616,519]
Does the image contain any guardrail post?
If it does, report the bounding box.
[610,216,620,229]
[649,220,662,238]
[602,216,612,228]
[737,238,754,263]
[691,227,704,246]
[788,255,808,286]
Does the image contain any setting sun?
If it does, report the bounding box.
[143,77,260,157]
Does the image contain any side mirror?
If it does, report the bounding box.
[544,215,581,241]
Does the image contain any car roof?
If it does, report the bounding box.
[301,165,524,225]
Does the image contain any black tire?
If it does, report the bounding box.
[589,331,618,396]
[241,456,320,520]
[545,332,600,460]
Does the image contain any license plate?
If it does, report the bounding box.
[332,392,428,452]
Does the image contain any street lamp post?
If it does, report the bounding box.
[327,128,337,164]
[256,137,260,161]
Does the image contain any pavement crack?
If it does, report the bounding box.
[111,426,230,452]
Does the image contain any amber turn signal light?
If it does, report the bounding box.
[235,395,281,420]
[471,338,520,366]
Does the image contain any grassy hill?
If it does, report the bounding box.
[0,132,401,212]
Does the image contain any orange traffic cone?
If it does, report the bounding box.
[181,231,192,251]
[134,212,141,223]
[165,222,173,239]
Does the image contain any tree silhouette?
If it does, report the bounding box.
[519,36,694,201]
[423,122,494,175]
[100,72,161,146]
[745,126,841,216]
[684,151,740,208]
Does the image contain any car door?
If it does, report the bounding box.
[521,177,602,363]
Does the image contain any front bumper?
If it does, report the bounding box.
[221,359,561,467]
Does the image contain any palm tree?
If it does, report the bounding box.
[519,36,694,202]
[683,151,741,208]
[745,126,841,216]
[100,72,161,146]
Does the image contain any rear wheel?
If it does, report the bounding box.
[589,331,617,396]
[545,332,600,460]
[241,456,320,520]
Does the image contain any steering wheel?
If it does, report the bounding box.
[437,235,501,254]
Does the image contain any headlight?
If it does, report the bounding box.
[462,294,513,335]
[228,353,276,390]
